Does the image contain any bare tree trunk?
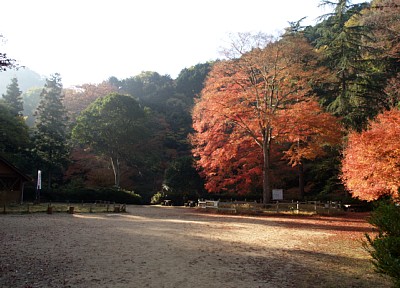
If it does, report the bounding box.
[110,156,120,188]
[262,129,272,204]
[298,163,305,200]
[47,170,52,191]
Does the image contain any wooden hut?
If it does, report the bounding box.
[0,156,32,204]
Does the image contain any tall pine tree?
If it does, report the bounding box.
[0,102,31,169]
[33,73,69,189]
[310,0,379,130]
[2,77,23,116]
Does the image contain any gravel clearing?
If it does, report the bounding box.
[0,206,392,288]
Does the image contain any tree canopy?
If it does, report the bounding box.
[63,82,118,123]
[191,34,342,203]
[341,108,400,201]
[72,93,155,188]
[2,77,23,116]
[0,0,399,204]
[0,102,30,167]
[33,74,69,188]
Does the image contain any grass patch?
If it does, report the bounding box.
[1,202,126,214]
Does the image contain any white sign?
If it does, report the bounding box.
[272,189,283,200]
[37,170,42,190]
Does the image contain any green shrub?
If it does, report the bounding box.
[151,192,163,204]
[40,187,142,204]
[365,200,400,287]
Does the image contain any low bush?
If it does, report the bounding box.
[39,187,142,204]
[365,200,400,287]
[150,192,163,204]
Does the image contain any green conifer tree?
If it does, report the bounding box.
[2,77,23,116]
[312,0,381,130]
[0,102,31,169]
[33,73,69,189]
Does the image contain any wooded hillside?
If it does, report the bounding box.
[1,0,399,204]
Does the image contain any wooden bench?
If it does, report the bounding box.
[184,201,196,207]
[163,200,172,206]
[198,200,237,213]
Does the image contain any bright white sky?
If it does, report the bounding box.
[1,0,367,87]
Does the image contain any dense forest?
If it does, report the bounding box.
[1,0,399,205]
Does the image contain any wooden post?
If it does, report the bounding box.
[47,204,53,214]
[276,201,279,213]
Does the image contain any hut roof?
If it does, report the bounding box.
[0,155,32,182]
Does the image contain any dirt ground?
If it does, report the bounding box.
[0,206,393,288]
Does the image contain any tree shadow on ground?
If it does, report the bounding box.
[131,206,375,234]
[0,209,393,288]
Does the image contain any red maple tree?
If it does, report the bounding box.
[341,109,400,201]
[191,35,340,203]
[280,99,343,197]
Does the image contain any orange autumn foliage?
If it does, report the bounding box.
[191,35,341,198]
[341,109,400,201]
[281,99,343,166]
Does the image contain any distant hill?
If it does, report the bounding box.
[0,67,45,95]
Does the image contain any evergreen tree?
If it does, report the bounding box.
[175,62,213,99]
[0,102,31,170]
[360,0,400,109]
[309,0,378,130]
[33,74,69,189]
[22,87,42,127]
[2,77,23,116]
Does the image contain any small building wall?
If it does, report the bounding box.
[0,187,22,204]
[0,157,31,205]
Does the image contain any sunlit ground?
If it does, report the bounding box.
[0,206,392,288]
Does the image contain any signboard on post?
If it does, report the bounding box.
[272,189,283,201]
[36,170,41,202]
[37,170,42,190]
